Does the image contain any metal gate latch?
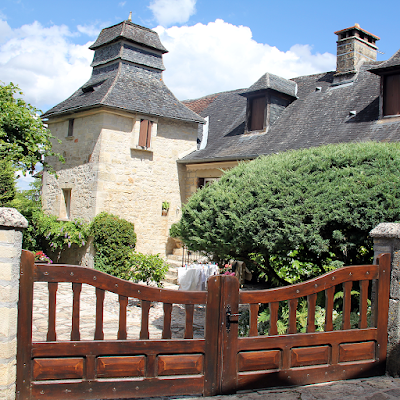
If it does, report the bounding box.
[226,305,240,332]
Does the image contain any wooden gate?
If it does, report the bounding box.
[17,251,391,399]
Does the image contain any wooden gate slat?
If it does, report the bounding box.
[287,298,298,334]
[269,302,279,336]
[118,295,128,340]
[324,286,335,332]
[162,303,172,339]
[47,282,58,341]
[95,288,105,340]
[184,304,194,339]
[307,293,317,333]
[359,280,369,329]
[249,303,259,337]
[342,281,353,330]
[71,282,82,341]
[140,300,151,340]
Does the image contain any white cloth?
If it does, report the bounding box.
[178,264,219,291]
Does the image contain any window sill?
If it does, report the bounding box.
[132,146,153,152]
[378,115,400,123]
[65,136,75,140]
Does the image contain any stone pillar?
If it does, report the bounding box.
[370,223,400,377]
[0,208,28,400]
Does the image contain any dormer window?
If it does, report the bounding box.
[248,96,266,131]
[368,49,400,119]
[240,72,297,134]
[383,74,400,116]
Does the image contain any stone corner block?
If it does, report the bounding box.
[370,223,400,239]
[0,208,28,229]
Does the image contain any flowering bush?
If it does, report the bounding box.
[34,251,52,264]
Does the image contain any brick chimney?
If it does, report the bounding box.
[334,24,380,76]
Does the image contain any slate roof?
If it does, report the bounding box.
[369,49,400,75]
[239,72,298,98]
[42,21,203,124]
[89,20,167,53]
[181,60,400,163]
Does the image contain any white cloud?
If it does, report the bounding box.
[155,20,336,100]
[149,0,196,26]
[119,1,126,6]
[0,19,93,111]
[77,23,104,37]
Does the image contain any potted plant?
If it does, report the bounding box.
[162,201,170,216]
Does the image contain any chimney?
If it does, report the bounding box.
[334,24,380,76]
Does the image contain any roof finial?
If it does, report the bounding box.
[128,11,132,21]
[355,23,360,28]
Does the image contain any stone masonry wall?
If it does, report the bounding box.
[42,111,106,222]
[370,223,400,376]
[95,114,198,256]
[0,208,28,400]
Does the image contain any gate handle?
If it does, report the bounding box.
[226,305,240,332]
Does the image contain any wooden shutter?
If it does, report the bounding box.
[146,121,152,148]
[384,74,400,116]
[139,120,152,148]
[250,97,265,131]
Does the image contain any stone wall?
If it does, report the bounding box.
[0,208,27,400]
[370,223,400,376]
[43,108,198,260]
[184,161,240,200]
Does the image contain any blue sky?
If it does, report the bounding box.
[1,0,399,188]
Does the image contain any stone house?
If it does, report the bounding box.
[42,21,400,263]
[41,19,204,262]
[181,24,400,197]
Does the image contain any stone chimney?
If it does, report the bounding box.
[334,24,380,76]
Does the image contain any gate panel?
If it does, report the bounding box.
[17,251,208,400]
[235,253,391,392]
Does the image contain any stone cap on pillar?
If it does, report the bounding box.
[0,207,28,229]
[370,223,400,238]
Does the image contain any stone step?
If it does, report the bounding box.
[167,253,183,262]
[163,262,179,285]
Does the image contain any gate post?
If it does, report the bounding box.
[204,275,240,396]
[370,223,400,376]
[0,208,28,400]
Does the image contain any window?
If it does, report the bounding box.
[68,119,74,137]
[138,119,153,148]
[60,189,71,220]
[197,177,218,189]
[384,74,400,116]
[248,96,265,131]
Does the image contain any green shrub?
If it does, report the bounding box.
[129,252,168,286]
[90,212,137,279]
[178,142,400,284]
[169,222,181,238]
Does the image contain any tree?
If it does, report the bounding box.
[0,82,62,173]
[178,142,400,285]
[0,159,16,205]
